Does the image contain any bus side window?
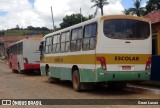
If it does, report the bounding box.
[12,45,17,55]
[60,31,70,53]
[20,42,23,54]
[45,36,52,54]
[83,23,97,50]
[52,35,57,53]
[17,42,22,55]
[56,34,60,53]
[71,27,82,52]
[52,34,60,53]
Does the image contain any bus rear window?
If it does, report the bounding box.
[103,19,150,40]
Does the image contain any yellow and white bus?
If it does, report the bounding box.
[40,15,151,91]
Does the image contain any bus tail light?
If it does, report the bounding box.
[23,58,29,64]
[96,57,107,70]
[145,57,151,70]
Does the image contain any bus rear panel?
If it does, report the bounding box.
[8,38,41,73]
[94,16,151,82]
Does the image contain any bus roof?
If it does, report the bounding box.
[101,15,151,23]
[43,15,150,39]
[8,36,42,48]
[44,17,98,38]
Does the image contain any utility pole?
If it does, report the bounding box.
[80,8,82,22]
[51,6,54,30]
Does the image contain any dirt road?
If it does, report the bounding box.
[0,62,159,108]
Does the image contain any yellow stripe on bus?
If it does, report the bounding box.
[41,54,151,64]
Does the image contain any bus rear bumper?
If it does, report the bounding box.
[80,69,151,83]
[96,69,151,82]
[24,63,40,70]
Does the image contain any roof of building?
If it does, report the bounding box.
[144,9,160,24]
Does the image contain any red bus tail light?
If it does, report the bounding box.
[145,57,151,70]
[96,57,107,70]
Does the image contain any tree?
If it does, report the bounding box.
[145,0,160,15]
[27,26,34,30]
[123,9,131,15]
[124,0,145,16]
[60,14,89,29]
[91,0,109,16]
[88,15,94,19]
[16,25,20,30]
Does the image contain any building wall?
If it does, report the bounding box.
[152,24,160,56]
[151,25,160,81]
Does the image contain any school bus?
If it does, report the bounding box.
[40,15,151,91]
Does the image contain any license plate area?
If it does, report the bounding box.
[122,66,131,70]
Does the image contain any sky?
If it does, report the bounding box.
[0,0,148,30]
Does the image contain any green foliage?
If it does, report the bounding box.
[91,0,109,16]
[1,26,51,36]
[145,0,160,15]
[5,30,26,36]
[60,14,89,29]
[123,9,131,15]
[123,0,145,16]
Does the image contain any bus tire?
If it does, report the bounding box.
[72,70,81,92]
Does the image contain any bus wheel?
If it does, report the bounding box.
[72,70,81,92]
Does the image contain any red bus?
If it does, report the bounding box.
[7,37,41,73]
